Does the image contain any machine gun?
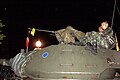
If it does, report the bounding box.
[28,28,56,37]
[28,28,55,33]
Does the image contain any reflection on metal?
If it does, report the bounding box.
[40,71,99,75]
[60,64,74,66]
[62,50,72,51]
[85,64,97,67]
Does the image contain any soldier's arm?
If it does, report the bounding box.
[102,27,115,49]
[102,27,113,36]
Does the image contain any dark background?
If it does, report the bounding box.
[0,0,120,59]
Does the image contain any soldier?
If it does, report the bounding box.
[79,21,115,54]
[55,26,85,44]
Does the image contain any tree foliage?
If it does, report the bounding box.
[0,20,5,40]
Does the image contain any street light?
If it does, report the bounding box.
[36,40,42,48]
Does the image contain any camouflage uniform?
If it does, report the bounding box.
[79,27,115,49]
[55,26,85,44]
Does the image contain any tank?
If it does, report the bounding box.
[12,44,120,80]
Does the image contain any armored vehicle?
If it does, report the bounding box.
[10,44,120,80]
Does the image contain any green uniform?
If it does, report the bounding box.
[79,27,115,49]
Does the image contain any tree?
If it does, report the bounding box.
[0,20,5,43]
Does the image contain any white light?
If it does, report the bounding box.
[36,40,42,48]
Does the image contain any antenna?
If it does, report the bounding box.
[111,0,117,28]
[116,5,120,15]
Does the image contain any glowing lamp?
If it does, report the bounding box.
[36,40,42,48]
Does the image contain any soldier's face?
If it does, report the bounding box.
[101,22,108,30]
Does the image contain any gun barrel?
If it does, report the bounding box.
[28,28,55,33]
[35,29,55,33]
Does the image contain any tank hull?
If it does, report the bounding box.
[22,44,120,79]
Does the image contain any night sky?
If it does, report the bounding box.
[0,0,120,58]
